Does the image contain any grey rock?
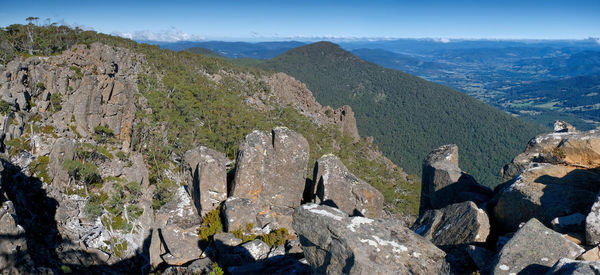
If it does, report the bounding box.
[420,144,492,214]
[48,138,75,186]
[551,213,586,234]
[285,239,304,255]
[586,193,600,246]
[491,219,584,275]
[237,239,270,262]
[183,146,228,216]
[227,255,311,275]
[412,201,490,246]
[554,120,577,133]
[546,258,600,275]
[162,257,214,275]
[293,203,447,275]
[230,127,309,231]
[0,200,34,272]
[222,197,259,232]
[268,244,286,258]
[466,245,495,274]
[309,154,384,218]
[495,163,600,232]
[213,232,244,267]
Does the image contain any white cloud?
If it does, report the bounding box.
[432,37,451,43]
[113,27,205,42]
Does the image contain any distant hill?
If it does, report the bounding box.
[185,47,224,57]
[156,40,305,59]
[253,42,547,186]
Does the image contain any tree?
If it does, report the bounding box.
[25,17,39,54]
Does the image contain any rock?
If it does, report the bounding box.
[48,138,75,186]
[285,239,304,256]
[293,203,447,274]
[551,213,586,233]
[491,219,584,275]
[222,197,260,232]
[586,193,600,245]
[268,244,286,258]
[412,201,490,246]
[466,245,495,274]
[213,232,244,267]
[161,257,214,275]
[420,144,492,214]
[183,146,228,216]
[159,227,203,266]
[308,154,384,218]
[577,246,600,261]
[554,120,576,133]
[331,105,360,142]
[227,255,311,275]
[0,200,34,272]
[547,258,600,275]
[237,239,270,262]
[495,163,600,232]
[230,127,309,231]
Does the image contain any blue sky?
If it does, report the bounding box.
[0,0,599,41]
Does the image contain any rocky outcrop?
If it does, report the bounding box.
[293,203,448,274]
[586,193,600,245]
[228,127,309,232]
[491,219,584,275]
[547,258,600,274]
[420,144,492,214]
[183,146,229,216]
[554,120,576,133]
[307,154,384,218]
[0,200,34,273]
[412,201,489,246]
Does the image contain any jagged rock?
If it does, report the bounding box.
[554,120,576,133]
[268,244,286,258]
[420,144,492,214]
[491,219,584,275]
[586,193,600,245]
[466,245,495,274]
[0,200,34,273]
[285,239,303,256]
[293,203,448,274]
[48,138,75,186]
[547,258,600,274]
[551,213,586,233]
[183,146,228,216]
[330,105,360,142]
[501,130,600,183]
[412,201,490,246]
[153,186,203,266]
[495,163,600,232]
[308,154,384,218]
[161,258,215,275]
[222,197,260,232]
[227,255,311,275]
[230,127,309,231]
[237,239,270,262]
[577,246,600,261]
[213,232,244,267]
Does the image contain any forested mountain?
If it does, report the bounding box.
[156,41,306,59]
[252,42,547,186]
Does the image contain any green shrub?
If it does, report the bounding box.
[60,265,72,274]
[116,151,128,161]
[0,100,11,114]
[50,93,62,112]
[62,159,101,185]
[259,228,290,247]
[5,137,31,156]
[126,204,144,220]
[30,156,50,183]
[197,206,223,241]
[36,82,45,89]
[152,179,176,210]
[93,125,114,143]
[85,194,104,220]
[125,181,142,202]
[70,65,83,79]
[210,263,224,275]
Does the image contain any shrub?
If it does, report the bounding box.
[85,195,104,220]
[116,151,128,161]
[152,179,176,210]
[62,159,101,185]
[93,125,114,143]
[259,228,290,247]
[30,156,50,183]
[36,82,45,89]
[126,204,143,220]
[125,181,142,203]
[70,65,83,79]
[49,93,62,112]
[0,100,11,114]
[198,206,223,241]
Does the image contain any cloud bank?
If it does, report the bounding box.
[113,28,205,42]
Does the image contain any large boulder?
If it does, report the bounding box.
[48,138,75,186]
[547,258,600,275]
[586,192,600,245]
[490,219,584,275]
[494,163,600,232]
[420,144,492,214]
[307,154,384,218]
[0,200,34,273]
[412,201,490,246]
[183,146,229,216]
[293,203,447,274]
[229,127,309,231]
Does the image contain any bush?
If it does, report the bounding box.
[85,194,104,220]
[152,179,176,210]
[62,159,102,185]
[259,228,290,247]
[198,206,223,241]
[49,93,62,112]
[0,100,11,114]
[116,151,128,161]
[70,65,83,79]
[93,125,114,143]
[36,82,45,89]
[125,181,142,203]
[126,204,143,220]
[30,156,50,183]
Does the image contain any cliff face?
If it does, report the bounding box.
[0,42,408,273]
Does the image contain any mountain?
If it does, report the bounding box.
[184,47,224,57]
[252,42,547,186]
[155,40,306,59]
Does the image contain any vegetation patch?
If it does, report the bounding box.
[197,206,223,241]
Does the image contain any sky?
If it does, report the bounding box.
[0,0,599,42]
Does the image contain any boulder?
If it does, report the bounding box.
[213,232,244,267]
[491,219,584,275]
[412,201,490,246]
[48,138,75,186]
[308,154,384,218]
[293,203,447,274]
[0,200,34,272]
[222,197,260,233]
[230,127,309,231]
[586,193,600,245]
[554,120,576,133]
[551,213,586,233]
[547,258,600,275]
[494,163,600,232]
[236,239,270,262]
[420,144,492,214]
[577,246,600,261]
[161,258,215,275]
[466,245,495,274]
[183,146,229,216]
